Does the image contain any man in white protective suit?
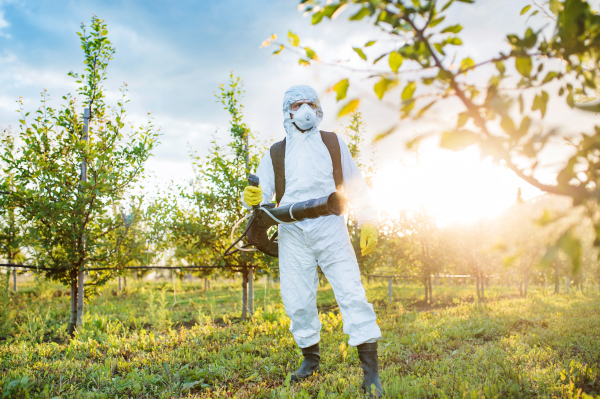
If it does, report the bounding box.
[242,85,383,397]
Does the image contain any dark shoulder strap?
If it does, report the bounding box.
[270,138,286,205]
[320,131,343,191]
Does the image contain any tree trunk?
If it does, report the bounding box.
[524,271,528,297]
[124,275,127,288]
[12,265,17,293]
[567,276,570,294]
[423,277,428,303]
[241,269,248,320]
[428,275,433,302]
[77,269,84,328]
[248,267,254,317]
[118,276,122,292]
[518,277,523,296]
[554,264,560,294]
[388,278,393,303]
[204,277,208,292]
[480,273,485,301]
[68,275,78,336]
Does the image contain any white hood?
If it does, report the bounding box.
[282,85,323,137]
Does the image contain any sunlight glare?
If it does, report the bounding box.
[370,144,540,225]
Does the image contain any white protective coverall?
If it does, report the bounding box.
[249,85,381,348]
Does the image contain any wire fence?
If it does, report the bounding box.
[3,263,595,305]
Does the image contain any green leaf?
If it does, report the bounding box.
[495,61,505,75]
[429,16,446,27]
[353,47,367,60]
[542,71,558,83]
[434,43,446,56]
[516,116,531,140]
[288,31,300,47]
[520,5,531,15]
[338,99,360,118]
[441,25,463,34]
[298,59,310,66]
[305,47,318,60]
[401,82,416,101]
[312,11,325,25]
[441,0,455,11]
[349,7,371,20]
[515,56,532,77]
[418,100,436,117]
[373,77,398,100]
[365,40,376,47]
[373,53,387,64]
[448,37,463,45]
[389,51,403,72]
[532,91,549,117]
[500,115,516,134]
[459,57,475,72]
[333,79,349,101]
[456,112,469,128]
[575,101,600,113]
[374,124,397,141]
[440,129,479,150]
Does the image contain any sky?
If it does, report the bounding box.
[0,0,596,224]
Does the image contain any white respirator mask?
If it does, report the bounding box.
[290,103,317,131]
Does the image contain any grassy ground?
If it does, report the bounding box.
[1,276,599,398]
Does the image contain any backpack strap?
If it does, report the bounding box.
[269,131,344,205]
[319,131,343,191]
[270,138,286,205]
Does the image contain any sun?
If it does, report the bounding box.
[369,143,540,226]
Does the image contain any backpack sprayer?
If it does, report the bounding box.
[224,174,348,257]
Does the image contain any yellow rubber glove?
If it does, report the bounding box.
[244,186,263,207]
[360,223,378,256]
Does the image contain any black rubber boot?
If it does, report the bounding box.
[290,343,320,382]
[357,342,383,398]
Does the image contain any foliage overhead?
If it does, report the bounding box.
[263,0,600,271]
[0,16,160,291]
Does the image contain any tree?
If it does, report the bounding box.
[265,0,600,270]
[169,74,275,319]
[0,16,159,335]
[0,128,28,292]
[342,111,381,273]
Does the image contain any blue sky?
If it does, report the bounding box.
[1,0,590,221]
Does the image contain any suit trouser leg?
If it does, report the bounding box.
[279,224,321,348]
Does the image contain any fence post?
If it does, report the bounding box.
[567,276,570,294]
[249,267,254,316]
[11,260,16,292]
[448,276,452,286]
[388,277,393,303]
[77,107,90,329]
[241,268,248,320]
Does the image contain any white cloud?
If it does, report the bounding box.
[0,11,10,37]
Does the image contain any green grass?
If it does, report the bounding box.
[1,276,599,398]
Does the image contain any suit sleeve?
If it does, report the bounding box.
[337,135,378,228]
[241,150,276,209]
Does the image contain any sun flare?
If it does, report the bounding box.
[370,144,540,226]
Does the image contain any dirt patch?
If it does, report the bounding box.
[512,318,549,331]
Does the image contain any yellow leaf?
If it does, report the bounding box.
[333,79,349,101]
[288,31,300,47]
[389,51,403,72]
[337,99,360,118]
